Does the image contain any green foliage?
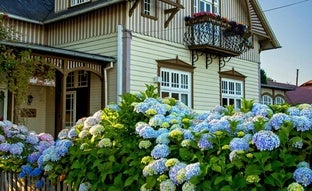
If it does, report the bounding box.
[0,14,55,122]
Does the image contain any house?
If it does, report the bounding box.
[285,80,312,104]
[261,79,296,105]
[0,0,280,136]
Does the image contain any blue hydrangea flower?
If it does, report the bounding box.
[9,142,24,155]
[209,118,231,133]
[78,182,91,191]
[287,107,300,116]
[267,113,290,130]
[156,133,170,145]
[169,162,187,185]
[149,114,166,127]
[252,130,280,151]
[30,167,42,177]
[297,161,310,169]
[160,179,176,191]
[236,121,255,133]
[143,158,167,176]
[183,129,194,140]
[184,162,200,180]
[291,116,312,132]
[36,179,44,188]
[26,132,39,145]
[27,152,40,164]
[197,133,214,150]
[151,144,170,159]
[229,137,250,151]
[300,108,312,118]
[190,121,209,133]
[182,181,196,191]
[251,103,272,117]
[0,142,10,152]
[293,167,312,187]
[0,135,5,142]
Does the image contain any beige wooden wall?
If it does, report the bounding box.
[129,33,260,111]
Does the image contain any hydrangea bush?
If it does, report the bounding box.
[1,85,312,190]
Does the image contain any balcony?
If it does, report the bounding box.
[184,12,251,58]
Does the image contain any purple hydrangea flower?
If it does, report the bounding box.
[252,130,280,151]
[26,132,39,145]
[10,142,24,155]
[27,152,41,164]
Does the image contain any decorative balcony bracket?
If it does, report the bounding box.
[191,50,231,70]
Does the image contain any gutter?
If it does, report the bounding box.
[104,62,114,106]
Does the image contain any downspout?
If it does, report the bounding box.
[117,25,123,102]
[104,62,114,106]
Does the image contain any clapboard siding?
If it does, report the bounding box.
[130,33,260,111]
[47,3,125,46]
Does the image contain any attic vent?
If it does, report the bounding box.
[71,0,91,7]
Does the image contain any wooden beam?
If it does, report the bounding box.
[129,0,141,17]
[159,0,184,9]
[164,8,179,28]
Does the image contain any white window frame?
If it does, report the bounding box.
[194,0,219,14]
[160,68,192,107]
[221,78,243,109]
[65,91,77,128]
[70,0,91,7]
[0,89,8,120]
[261,95,273,105]
[143,0,156,17]
[274,96,285,105]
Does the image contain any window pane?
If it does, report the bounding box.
[181,94,188,106]
[161,92,169,98]
[181,74,188,89]
[66,72,74,88]
[221,80,227,94]
[171,73,179,88]
[78,71,88,87]
[222,98,228,106]
[0,90,4,119]
[161,71,170,87]
[236,82,241,95]
[236,99,241,108]
[229,98,234,105]
[229,82,234,94]
[172,93,179,100]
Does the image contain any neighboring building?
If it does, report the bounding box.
[286,80,312,104]
[0,0,280,136]
[261,79,296,105]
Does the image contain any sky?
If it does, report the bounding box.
[258,0,312,85]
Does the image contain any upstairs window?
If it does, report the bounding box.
[70,0,91,7]
[194,0,219,14]
[142,0,157,19]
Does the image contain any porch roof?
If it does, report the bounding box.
[0,41,116,63]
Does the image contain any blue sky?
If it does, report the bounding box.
[259,0,312,85]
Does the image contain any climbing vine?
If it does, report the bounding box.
[0,13,55,122]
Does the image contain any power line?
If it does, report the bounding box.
[263,0,311,12]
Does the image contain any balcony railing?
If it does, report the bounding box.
[184,13,251,57]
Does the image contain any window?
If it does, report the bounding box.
[70,0,91,7]
[160,68,191,106]
[261,95,273,105]
[221,79,243,109]
[66,71,89,89]
[194,0,219,14]
[193,0,220,45]
[274,96,285,105]
[0,89,7,120]
[142,0,156,18]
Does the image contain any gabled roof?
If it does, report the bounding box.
[261,80,296,91]
[247,0,281,50]
[285,80,312,104]
[0,0,54,22]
